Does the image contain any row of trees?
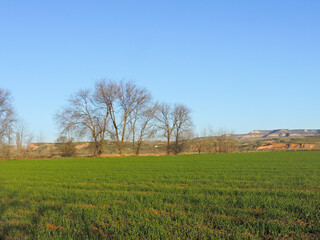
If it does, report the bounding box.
[0,89,34,158]
[54,80,193,156]
[192,128,238,154]
[0,88,16,156]
[0,89,15,145]
[1,81,237,158]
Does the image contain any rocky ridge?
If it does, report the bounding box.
[234,129,320,140]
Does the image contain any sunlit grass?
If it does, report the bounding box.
[0,151,319,239]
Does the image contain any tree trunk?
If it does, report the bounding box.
[132,127,135,148]
[118,139,124,155]
[166,135,170,155]
[136,140,142,155]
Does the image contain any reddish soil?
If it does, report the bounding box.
[75,143,90,149]
[257,143,315,151]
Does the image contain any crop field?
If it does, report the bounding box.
[0,152,319,239]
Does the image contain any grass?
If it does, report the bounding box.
[0,151,319,239]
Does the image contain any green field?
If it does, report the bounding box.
[0,152,319,239]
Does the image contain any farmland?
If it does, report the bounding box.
[0,152,319,239]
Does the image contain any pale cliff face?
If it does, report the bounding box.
[234,129,320,140]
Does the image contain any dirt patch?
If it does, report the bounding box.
[28,144,39,150]
[257,143,316,151]
[289,144,315,149]
[46,223,64,231]
[75,143,90,149]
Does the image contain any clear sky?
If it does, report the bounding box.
[1,0,319,142]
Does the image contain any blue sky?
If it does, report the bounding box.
[1,0,319,142]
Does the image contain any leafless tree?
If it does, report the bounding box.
[55,80,195,156]
[0,89,16,157]
[194,126,217,154]
[133,103,159,155]
[56,135,76,157]
[172,104,193,154]
[94,80,119,148]
[55,89,108,156]
[215,129,237,153]
[95,80,151,154]
[15,121,33,157]
[155,103,177,155]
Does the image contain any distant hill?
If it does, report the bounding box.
[234,129,320,140]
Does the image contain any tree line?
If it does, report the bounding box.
[54,79,193,156]
[0,80,238,158]
[0,80,193,157]
[0,89,34,158]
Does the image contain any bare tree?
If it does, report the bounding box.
[193,126,216,154]
[172,104,193,154]
[155,103,177,155]
[95,80,151,154]
[133,103,159,155]
[0,89,16,157]
[56,135,76,157]
[94,80,119,151]
[55,89,108,156]
[192,141,206,154]
[55,80,195,156]
[0,89,15,143]
[215,129,237,153]
[15,121,33,158]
